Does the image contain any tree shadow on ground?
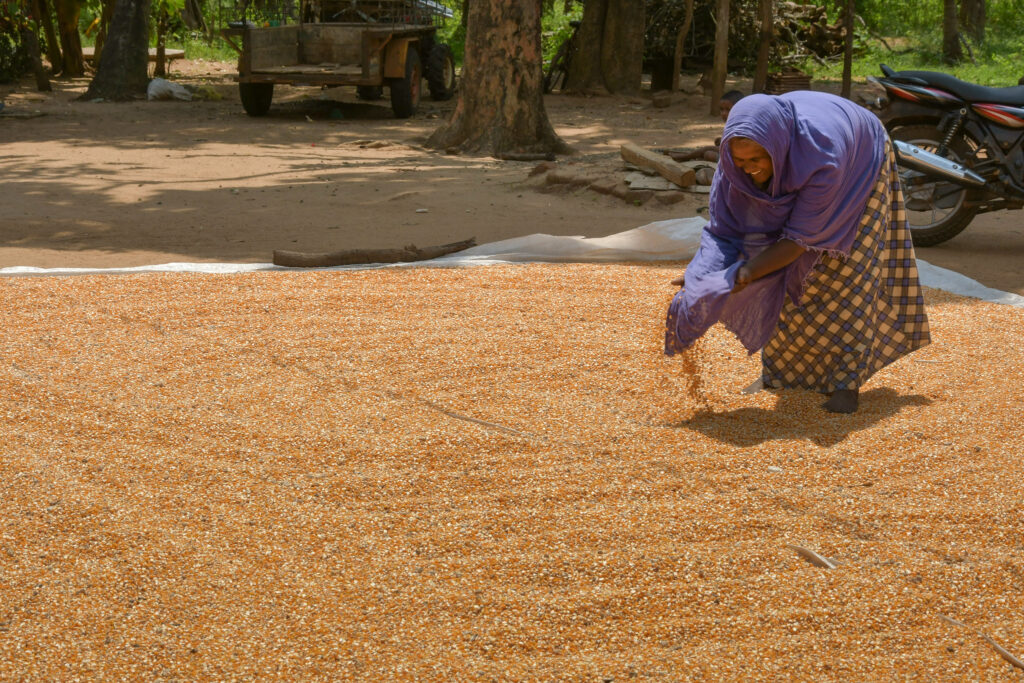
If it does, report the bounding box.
[669,387,932,448]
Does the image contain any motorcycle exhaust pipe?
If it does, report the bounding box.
[893,140,986,187]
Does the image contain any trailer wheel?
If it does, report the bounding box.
[389,46,421,119]
[426,43,456,101]
[239,82,274,117]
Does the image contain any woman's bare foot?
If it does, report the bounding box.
[824,389,859,413]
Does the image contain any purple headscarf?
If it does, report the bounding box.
[665,91,886,355]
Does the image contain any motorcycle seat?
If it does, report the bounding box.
[887,68,1024,106]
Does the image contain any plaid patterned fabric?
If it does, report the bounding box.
[762,141,931,393]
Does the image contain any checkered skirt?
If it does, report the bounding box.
[762,141,931,393]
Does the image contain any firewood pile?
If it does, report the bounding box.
[774,1,850,62]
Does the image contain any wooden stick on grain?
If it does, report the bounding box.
[982,634,1024,671]
[787,544,837,569]
[940,615,1024,672]
[418,397,549,442]
[273,238,476,268]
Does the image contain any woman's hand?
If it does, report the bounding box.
[670,275,685,288]
[736,239,808,290]
[732,264,753,293]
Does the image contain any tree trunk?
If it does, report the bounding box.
[54,0,84,76]
[21,25,53,91]
[32,0,62,74]
[154,6,167,77]
[670,0,694,92]
[567,0,607,93]
[599,0,643,94]
[752,0,771,93]
[942,0,962,64]
[80,0,151,101]
[94,0,117,64]
[708,0,729,115]
[426,0,570,158]
[958,0,985,45]
[565,0,642,94]
[840,0,854,98]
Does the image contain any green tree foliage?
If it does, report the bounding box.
[436,2,582,68]
[857,0,1022,56]
[0,4,33,81]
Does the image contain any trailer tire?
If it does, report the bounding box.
[426,43,456,101]
[389,46,422,119]
[239,82,274,116]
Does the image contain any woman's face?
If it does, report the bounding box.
[729,137,774,184]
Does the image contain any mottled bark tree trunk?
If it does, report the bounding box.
[80,0,151,101]
[708,0,729,115]
[54,0,84,76]
[565,0,643,94]
[426,0,569,157]
[942,0,962,64]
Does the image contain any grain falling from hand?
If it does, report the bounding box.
[676,335,710,410]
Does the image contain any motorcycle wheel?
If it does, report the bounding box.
[889,124,980,247]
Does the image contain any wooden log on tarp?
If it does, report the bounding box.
[620,143,696,187]
[273,237,477,268]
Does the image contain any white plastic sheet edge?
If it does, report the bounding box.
[2,217,1021,308]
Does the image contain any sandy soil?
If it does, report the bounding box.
[1,60,1021,294]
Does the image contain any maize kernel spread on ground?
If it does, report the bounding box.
[1,263,1022,681]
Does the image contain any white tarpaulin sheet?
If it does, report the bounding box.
[2,217,1021,308]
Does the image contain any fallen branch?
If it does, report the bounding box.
[958,33,978,65]
[273,237,477,268]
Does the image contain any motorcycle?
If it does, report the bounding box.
[871,64,1024,246]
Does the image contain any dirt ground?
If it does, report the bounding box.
[1,60,1021,294]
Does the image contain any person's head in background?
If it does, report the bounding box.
[719,90,745,122]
